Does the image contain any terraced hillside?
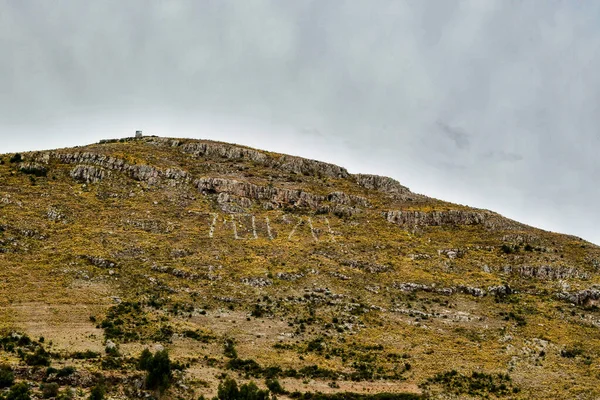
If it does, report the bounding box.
[0,136,599,399]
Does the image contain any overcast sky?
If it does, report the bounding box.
[1,0,599,245]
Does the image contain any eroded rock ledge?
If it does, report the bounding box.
[195,177,368,214]
[556,289,600,306]
[38,152,190,185]
[499,265,588,280]
[176,140,350,179]
[354,174,417,200]
[384,209,521,230]
[385,210,489,227]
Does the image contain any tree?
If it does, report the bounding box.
[138,348,153,370]
[143,349,173,392]
[216,377,239,400]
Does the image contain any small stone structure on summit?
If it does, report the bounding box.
[135,130,143,138]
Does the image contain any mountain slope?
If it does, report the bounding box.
[0,136,599,399]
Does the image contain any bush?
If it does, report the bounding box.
[138,348,153,370]
[425,370,515,397]
[56,366,76,377]
[70,350,99,359]
[224,339,238,358]
[5,382,32,400]
[9,154,22,163]
[24,347,51,366]
[140,349,173,392]
[266,378,286,394]
[41,382,59,398]
[57,387,75,400]
[561,346,583,358]
[0,364,14,388]
[88,383,105,400]
[215,378,271,400]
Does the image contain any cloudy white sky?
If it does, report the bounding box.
[1,0,599,244]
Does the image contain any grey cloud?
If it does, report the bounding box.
[436,120,470,150]
[0,0,599,244]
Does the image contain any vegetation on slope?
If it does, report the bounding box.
[0,136,599,399]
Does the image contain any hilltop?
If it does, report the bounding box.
[0,136,599,399]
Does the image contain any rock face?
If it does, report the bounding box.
[384,210,489,227]
[393,282,486,297]
[39,152,189,185]
[179,141,349,178]
[501,265,587,280]
[18,162,48,176]
[195,177,365,215]
[384,209,521,230]
[354,174,416,200]
[556,289,600,306]
[70,165,109,183]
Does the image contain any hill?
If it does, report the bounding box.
[0,136,599,399]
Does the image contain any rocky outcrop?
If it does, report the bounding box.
[196,177,323,208]
[384,209,520,230]
[46,206,66,222]
[195,177,364,215]
[70,165,109,183]
[276,272,305,281]
[500,265,588,280]
[19,162,47,176]
[276,154,349,178]
[556,289,600,306]
[438,248,465,259]
[83,256,117,269]
[385,210,488,227]
[393,282,486,297]
[216,193,253,214]
[241,276,273,287]
[327,192,370,208]
[487,285,514,296]
[179,141,349,178]
[39,152,189,185]
[354,174,415,200]
[180,141,270,164]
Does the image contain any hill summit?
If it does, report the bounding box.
[0,136,599,399]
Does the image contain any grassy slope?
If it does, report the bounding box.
[0,137,599,399]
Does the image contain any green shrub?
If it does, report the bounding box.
[9,154,22,163]
[224,339,238,359]
[138,348,153,370]
[139,349,173,392]
[561,346,583,358]
[56,366,76,377]
[24,347,51,366]
[69,350,99,359]
[265,378,286,394]
[57,387,75,400]
[215,378,271,400]
[5,382,31,400]
[425,370,516,397]
[216,377,239,400]
[0,364,14,388]
[88,383,105,400]
[41,382,59,398]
